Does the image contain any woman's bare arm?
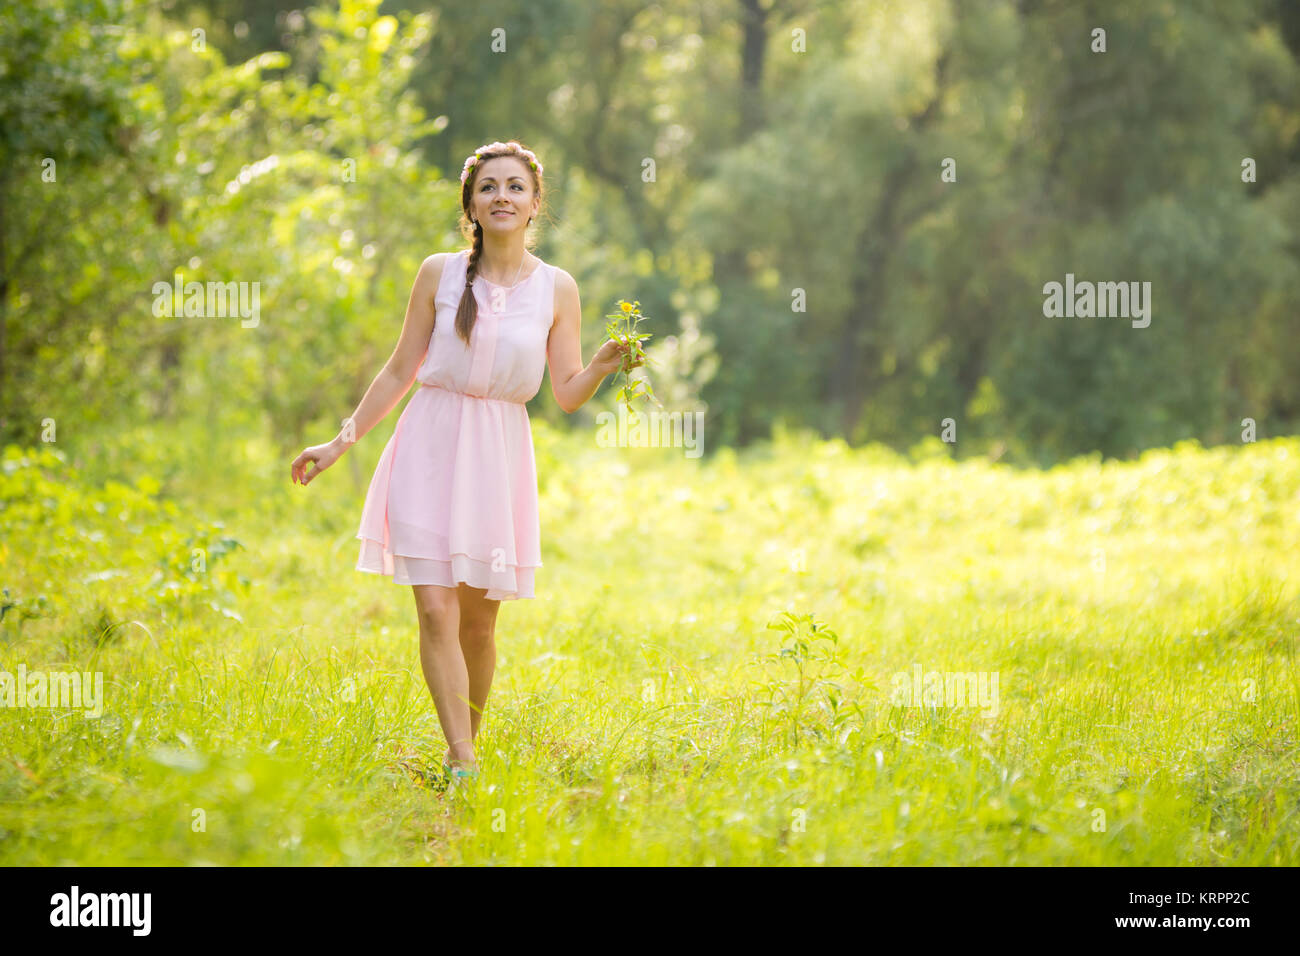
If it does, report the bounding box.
[291,254,444,486]
[548,267,632,413]
[336,253,445,447]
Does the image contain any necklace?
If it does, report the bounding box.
[479,251,530,289]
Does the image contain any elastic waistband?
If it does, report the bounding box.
[419,382,525,406]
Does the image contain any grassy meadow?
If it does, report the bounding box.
[2,418,1298,865]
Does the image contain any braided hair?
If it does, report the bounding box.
[453,140,546,346]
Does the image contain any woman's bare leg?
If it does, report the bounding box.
[456,582,501,744]
[412,584,475,768]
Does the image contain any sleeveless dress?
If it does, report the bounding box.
[355,248,556,600]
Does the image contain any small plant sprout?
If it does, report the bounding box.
[752,611,870,749]
[604,298,662,414]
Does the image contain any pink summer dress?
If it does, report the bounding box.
[355,248,556,600]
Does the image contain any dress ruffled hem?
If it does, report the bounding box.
[356,535,538,600]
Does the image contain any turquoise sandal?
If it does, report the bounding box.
[442,762,480,785]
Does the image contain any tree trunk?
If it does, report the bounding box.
[832,51,951,439]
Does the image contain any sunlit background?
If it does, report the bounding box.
[2,0,1298,867]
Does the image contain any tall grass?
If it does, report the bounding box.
[2,422,1297,864]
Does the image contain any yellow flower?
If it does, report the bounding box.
[620,301,633,313]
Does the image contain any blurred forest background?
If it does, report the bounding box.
[3,0,1299,467]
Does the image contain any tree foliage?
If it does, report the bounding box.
[4,0,1298,465]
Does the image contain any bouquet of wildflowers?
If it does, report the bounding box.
[605,299,662,412]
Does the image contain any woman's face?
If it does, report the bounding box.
[470,156,539,233]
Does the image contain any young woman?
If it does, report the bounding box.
[290,140,641,786]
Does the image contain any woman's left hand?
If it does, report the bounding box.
[593,337,645,376]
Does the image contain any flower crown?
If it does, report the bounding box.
[460,141,543,185]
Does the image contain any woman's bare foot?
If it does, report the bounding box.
[443,745,477,773]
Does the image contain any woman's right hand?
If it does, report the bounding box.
[291,438,344,486]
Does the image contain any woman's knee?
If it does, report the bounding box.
[413,585,459,635]
[459,620,496,649]
[457,587,499,639]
